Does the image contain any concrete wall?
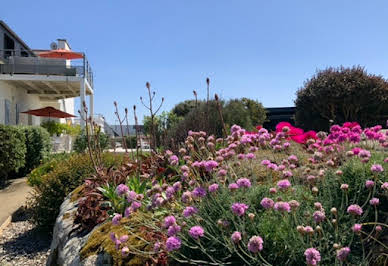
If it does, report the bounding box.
[0,81,41,125]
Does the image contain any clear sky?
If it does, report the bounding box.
[2,1,388,124]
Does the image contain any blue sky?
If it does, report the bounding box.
[3,1,388,124]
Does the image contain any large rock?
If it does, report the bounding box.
[46,194,112,266]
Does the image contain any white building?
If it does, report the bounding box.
[0,20,94,127]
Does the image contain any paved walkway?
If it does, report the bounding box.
[0,178,32,226]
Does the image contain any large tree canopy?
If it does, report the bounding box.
[295,66,388,131]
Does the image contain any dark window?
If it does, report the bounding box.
[20,48,28,57]
[4,33,15,58]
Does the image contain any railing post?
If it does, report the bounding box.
[80,79,86,128]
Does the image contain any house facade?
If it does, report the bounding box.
[0,20,94,127]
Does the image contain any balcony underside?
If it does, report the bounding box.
[0,74,93,101]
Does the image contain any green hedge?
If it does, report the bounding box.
[0,125,26,183]
[20,126,52,176]
[0,125,52,183]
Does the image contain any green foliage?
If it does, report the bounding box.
[30,153,124,231]
[20,126,52,175]
[223,98,266,130]
[125,136,138,149]
[295,66,388,131]
[0,125,26,182]
[27,153,72,187]
[144,111,183,147]
[73,129,109,153]
[173,152,386,265]
[165,98,266,146]
[165,100,224,146]
[99,176,149,215]
[171,100,199,117]
[41,120,81,136]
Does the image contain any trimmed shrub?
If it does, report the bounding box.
[0,125,26,183]
[20,126,52,176]
[73,129,109,153]
[29,152,125,231]
[295,66,388,131]
[27,152,71,187]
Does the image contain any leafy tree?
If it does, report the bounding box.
[223,98,266,130]
[295,66,388,131]
[171,100,199,117]
[144,111,183,147]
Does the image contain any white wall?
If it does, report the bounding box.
[0,81,41,125]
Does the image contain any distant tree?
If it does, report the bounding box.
[165,98,266,148]
[295,66,388,131]
[144,111,183,147]
[223,98,266,130]
[171,100,199,117]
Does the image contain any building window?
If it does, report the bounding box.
[4,99,10,125]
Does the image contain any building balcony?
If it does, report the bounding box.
[0,49,93,101]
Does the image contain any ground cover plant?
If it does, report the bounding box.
[75,120,388,265]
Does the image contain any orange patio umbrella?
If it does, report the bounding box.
[38,49,84,60]
[21,106,76,119]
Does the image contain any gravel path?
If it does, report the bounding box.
[0,207,51,266]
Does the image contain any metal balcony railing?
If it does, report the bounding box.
[0,49,93,88]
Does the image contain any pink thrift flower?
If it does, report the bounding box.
[304,248,321,266]
[121,246,129,257]
[340,184,349,190]
[283,170,293,178]
[336,247,350,261]
[347,204,363,216]
[228,183,239,191]
[181,191,192,203]
[166,236,181,251]
[204,160,219,172]
[370,197,380,206]
[247,236,263,253]
[183,206,198,217]
[236,178,251,188]
[231,231,242,243]
[164,215,176,228]
[274,201,291,213]
[246,153,256,160]
[371,164,384,173]
[382,182,388,190]
[261,159,271,166]
[112,214,122,225]
[277,179,291,191]
[189,226,205,239]
[313,211,326,223]
[289,200,300,210]
[260,197,274,209]
[116,184,129,196]
[352,223,362,233]
[365,180,375,189]
[237,153,245,160]
[208,183,219,193]
[192,187,207,198]
[288,155,298,162]
[217,169,227,177]
[231,202,249,216]
[167,225,181,236]
[119,235,129,243]
[269,187,277,194]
